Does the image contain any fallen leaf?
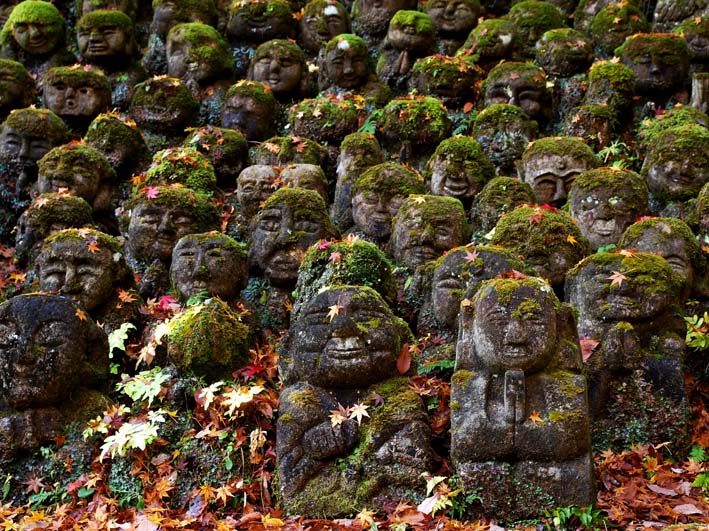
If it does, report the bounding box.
[463,250,480,263]
[397,343,411,374]
[329,403,349,427]
[607,270,628,287]
[327,304,343,322]
[673,503,702,515]
[75,308,88,321]
[349,402,370,425]
[529,411,544,424]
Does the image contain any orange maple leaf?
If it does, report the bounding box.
[87,240,100,254]
[330,403,349,427]
[117,288,137,304]
[529,411,544,424]
[75,308,88,321]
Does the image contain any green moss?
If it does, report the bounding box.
[586,60,636,110]
[123,186,219,230]
[44,65,112,95]
[390,10,434,36]
[481,61,547,94]
[325,33,369,56]
[130,76,199,115]
[639,105,709,147]
[250,135,326,166]
[424,135,494,186]
[144,146,217,193]
[1,0,64,48]
[461,18,521,56]
[288,96,360,144]
[616,33,690,65]
[588,4,649,51]
[167,23,232,74]
[410,54,482,91]
[38,142,115,182]
[253,39,304,63]
[340,131,380,158]
[256,187,335,232]
[522,136,598,164]
[0,58,33,86]
[42,227,122,254]
[3,107,69,144]
[395,194,470,240]
[548,408,583,423]
[508,1,564,36]
[77,9,133,33]
[225,79,276,106]
[24,193,94,234]
[510,297,541,318]
[352,162,424,196]
[377,96,451,145]
[619,217,703,269]
[231,0,292,19]
[571,167,648,208]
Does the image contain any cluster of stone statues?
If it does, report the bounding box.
[0,0,708,521]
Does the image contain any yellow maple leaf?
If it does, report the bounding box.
[529,411,544,424]
[327,304,343,321]
[356,508,376,527]
[567,235,578,245]
[330,403,349,427]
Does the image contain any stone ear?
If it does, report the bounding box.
[454,298,477,371]
[555,302,582,372]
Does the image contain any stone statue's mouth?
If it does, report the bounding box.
[443,182,469,195]
[408,246,437,262]
[669,173,692,186]
[325,336,365,359]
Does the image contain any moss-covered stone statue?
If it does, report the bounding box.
[518,136,600,208]
[287,95,362,147]
[375,95,452,170]
[572,0,630,34]
[76,9,147,111]
[641,123,709,219]
[561,104,618,150]
[226,0,295,77]
[451,276,593,521]
[280,163,329,201]
[472,104,538,177]
[120,185,220,297]
[349,162,425,245]
[317,34,392,107]
[142,146,217,194]
[36,228,141,334]
[249,135,326,167]
[582,60,636,124]
[568,167,649,252]
[565,251,690,454]
[0,0,75,82]
[14,192,94,268]
[674,16,709,75]
[182,125,248,189]
[468,176,536,239]
[128,75,199,154]
[330,132,384,232]
[388,194,469,270]
[507,0,566,60]
[221,80,277,143]
[408,54,483,111]
[588,3,649,59]
[298,0,350,56]
[423,0,480,55]
[234,164,281,224]
[490,205,592,293]
[0,59,36,121]
[247,39,310,102]
[535,28,593,78]
[350,0,417,51]
[0,107,68,245]
[0,293,109,464]
[653,0,709,33]
[482,62,551,126]
[423,135,495,209]
[458,18,522,73]
[376,11,435,95]
[277,285,433,516]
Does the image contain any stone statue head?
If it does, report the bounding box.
[77,9,136,64]
[237,164,281,219]
[616,33,689,95]
[222,80,277,142]
[227,0,294,43]
[0,59,36,119]
[299,0,350,53]
[166,22,233,85]
[247,39,308,100]
[469,176,536,234]
[535,28,593,76]
[43,65,112,120]
[129,76,199,133]
[423,0,480,39]
[0,0,65,56]
[280,163,329,202]
[319,33,372,91]
[84,112,149,178]
[482,62,551,124]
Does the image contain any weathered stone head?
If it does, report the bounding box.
[583,60,636,114]
[227,0,294,44]
[283,285,411,387]
[571,0,615,33]
[43,65,112,122]
[150,0,217,38]
[561,104,617,150]
[491,205,591,289]
[247,39,308,100]
[518,136,600,208]
[84,112,149,178]
[249,187,338,288]
[0,107,68,186]
[674,16,709,66]
[76,9,136,65]
[143,146,217,193]
[424,135,495,208]
[0,59,36,119]
[482,62,551,124]
[249,135,327,166]
[37,228,127,313]
[616,33,689,95]
[641,123,709,205]
[170,231,248,301]
[459,18,522,71]
[535,28,593,76]
[299,0,349,53]
[237,164,280,219]
[280,163,329,201]
[507,0,565,58]
[15,192,94,268]
[0,293,107,410]
[424,0,480,40]
[389,195,469,269]
[121,185,220,266]
[37,143,115,208]
[409,54,482,107]
[78,0,139,20]
[350,162,424,242]
[182,126,248,187]
[129,76,199,133]
[618,217,704,290]
[167,22,233,85]
[469,176,536,234]
[288,96,360,146]
[351,0,417,40]
[0,0,65,56]
[588,3,649,58]
[319,33,373,91]
[472,104,538,176]
[430,244,526,330]
[383,10,435,53]
[569,167,649,251]
[222,80,277,142]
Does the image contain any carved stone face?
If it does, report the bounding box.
[289,286,406,387]
[521,153,592,208]
[37,154,101,203]
[351,191,404,242]
[301,2,349,52]
[0,125,52,168]
[129,78,197,131]
[11,20,62,55]
[227,1,293,42]
[171,233,247,300]
[280,164,328,201]
[250,45,304,95]
[77,22,131,61]
[644,145,709,201]
[621,40,688,95]
[535,30,593,77]
[569,185,644,252]
[425,0,479,37]
[166,26,229,84]
[428,150,486,204]
[237,165,279,219]
[324,40,369,89]
[484,68,548,123]
[0,64,30,113]
[127,200,202,264]
[390,198,466,269]
[249,192,334,287]
[38,237,117,312]
[222,93,275,142]
[471,282,557,373]
[44,77,109,118]
[353,0,416,34]
[386,15,434,52]
[474,120,536,176]
[0,295,88,409]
